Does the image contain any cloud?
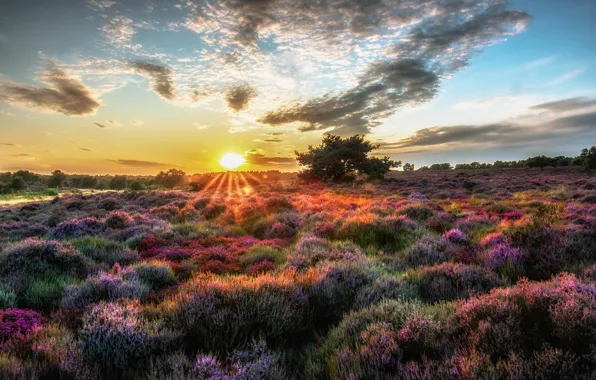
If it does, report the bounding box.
[523,56,556,70]
[225,83,258,112]
[193,122,210,130]
[258,1,530,133]
[129,61,176,100]
[103,16,135,47]
[111,159,175,168]
[130,119,144,126]
[94,122,108,128]
[12,153,34,157]
[88,0,117,10]
[530,97,596,113]
[2,143,17,147]
[0,65,101,116]
[388,110,596,150]
[244,150,295,166]
[80,148,92,152]
[547,68,585,86]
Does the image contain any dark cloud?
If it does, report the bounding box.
[111,159,175,168]
[129,61,176,100]
[244,150,294,166]
[0,65,101,116]
[264,138,282,143]
[12,153,33,157]
[2,143,16,147]
[260,59,439,134]
[530,97,596,113]
[388,110,596,149]
[80,148,92,152]
[266,132,284,136]
[225,83,258,112]
[94,122,108,129]
[257,1,530,134]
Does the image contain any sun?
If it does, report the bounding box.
[219,153,245,170]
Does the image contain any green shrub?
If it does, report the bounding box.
[130,261,177,290]
[23,275,75,310]
[240,246,287,267]
[70,236,139,266]
[0,285,17,308]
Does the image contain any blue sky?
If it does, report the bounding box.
[0,0,595,174]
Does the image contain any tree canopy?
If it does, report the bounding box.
[295,134,401,181]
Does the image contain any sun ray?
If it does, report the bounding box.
[238,173,253,196]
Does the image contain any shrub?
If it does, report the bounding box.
[62,271,149,309]
[164,271,316,353]
[240,246,286,268]
[402,234,449,267]
[104,211,134,229]
[70,236,139,266]
[405,263,503,302]
[52,217,105,239]
[442,228,466,244]
[397,204,436,222]
[0,309,44,350]
[0,285,17,308]
[353,277,419,309]
[129,261,177,290]
[0,238,90,284]
[78,301,174,375]
[484,243,524,271]
[23,275,75,310]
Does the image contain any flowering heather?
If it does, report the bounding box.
[485,243,524,271]
[0,168,595,378]
[0,309,44,349]
[104,211,134,229]
[52,217,105,239]
[442,228,466,244]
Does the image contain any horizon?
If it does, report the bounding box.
[1,0,595,175]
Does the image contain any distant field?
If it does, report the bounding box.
[1,168,595,379]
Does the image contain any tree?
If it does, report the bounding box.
[429,163,453,170]
[80,176,98,188]
[14,170,39,184]
[403,163,415,172]
[579,146,596,171]
[155,169,187,188]
[295,134,401,181]
[130,181,146,191]
[11,176,27,191]
[48,170,67,188]
[109,175,128,190]
[526,155,555,171]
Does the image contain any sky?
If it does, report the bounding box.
[0,0,595,174]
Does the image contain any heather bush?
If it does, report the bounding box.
[442,228,466,244]
[164,271,315,353]
[77,301,175,376]
[104,211,134,229]
[52,217,105,239]
[402,233,449,267]
[240,246,286,268]
[0,308,44,350]
[62,271,149,309]
[23,275,75,310]
[129,261,177,290]
[450,274,596,375]
[397,204,436,222]
[311,263,376,327]
[0,238,91,293]
[353,277,419,309]
[70,236,139,266]
[405,263,504,302]
[336,216,410,252]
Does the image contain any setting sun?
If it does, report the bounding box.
[219,153,245,170]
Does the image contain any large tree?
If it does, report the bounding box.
[295,134,401,181]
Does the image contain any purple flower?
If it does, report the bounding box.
[485,243,523,271]
[442,228,466,243]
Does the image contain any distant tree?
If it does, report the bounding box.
[418,166,430,171]
[403,163,415,172]
[109,175,128,190]
[526,156,556,171]
[80,176,98,188]
[295,134,401,182]
[0,172,12,184]
[48,170,67,188]
[552,156,573,167]
[95,181,107,190]
[130,181,146,191]
[155,169,187,188]
[13,170,39,184]
[429,163,453,171]
[11,176,27,191]
[579,146,596,171]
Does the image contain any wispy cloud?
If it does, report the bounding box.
[547,68,585,86]
[522,56,556,70]
[111,159,176,168]
[94,122,108,128]
[0,109,16,117]
[80,148,92,152]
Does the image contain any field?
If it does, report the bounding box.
[1,168,596,379]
